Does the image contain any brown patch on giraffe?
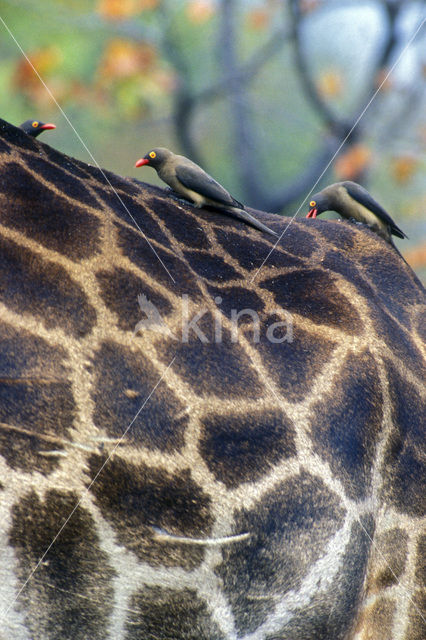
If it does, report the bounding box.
[256,324,337,403]
[405,591,426,640]
[381,362,425,517]
[98,167,142,194]
[0,236,97,336]
[116,223,204,293]
[358,252,424,323]
[214,227,306,271]
[260,268,361,333]
[267,516,374,640]
[314,220,357,252]
[157,326,264,399]
[150,193,212,249]
[365,528,408,595]
[87,454,213,570]
[91,341,188,451]
[279,223,321,258]
[21,155,101,209]
[372,309,425,377]
[322,248,424,375]
[0,322,75,473]
[39,145,93,179]
[199,409,296,488]
[321,249,377,298]
[9,489,115,639]
[0,137,12,154]
[124,586,225,639]
[184,249,242,282]
[415,535,426,586]
[90,186,140,225]
[206,285,265,321]
[216,470,346,635]
[355,597,396,640]
[93,188,174,248]
[112,215,173,258]
[406,538,426,639]
[0,321,69,379]
[310,349,383,500]
[414,308,426,342]
[96,267,173,333]
[0,162,101,259]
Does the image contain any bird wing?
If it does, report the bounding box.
[343,182,407,239]
[176,164,243,209]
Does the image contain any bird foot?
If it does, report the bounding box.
[348,217,364,226]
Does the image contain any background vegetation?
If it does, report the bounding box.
[0,0,424,277]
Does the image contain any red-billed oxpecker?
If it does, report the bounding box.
[307,181,407,246]
[135,147,277,237]
[19,120,56,138]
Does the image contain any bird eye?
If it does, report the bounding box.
[310,200,316,207]
[149,151,156,159]
[32,121,39,128]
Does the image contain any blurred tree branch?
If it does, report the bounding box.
[216,0,340,210]
[3,0,422,215]
[218,0,262,205]
[159,0,290,176]
[286,0,419,189]
[161,0,415,210]
[288,0,400,141]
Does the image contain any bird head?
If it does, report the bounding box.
[306,193,327,218]
[20,119,56,138]
[135,147,171,168]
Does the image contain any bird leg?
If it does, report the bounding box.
[348,217,364,226]
[165,188,193,207]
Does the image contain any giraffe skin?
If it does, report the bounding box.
[0,119,424,640]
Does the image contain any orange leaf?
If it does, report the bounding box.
[247,8,269,31]
[14,46,61,89]
[186,1,215,24]
[97,0,158,20]
[334,145,372,180]
[391,155,419,184]
[404,243,426,270]
[99,39,156,80]
[14,46,62,106]
[317,70,343,98]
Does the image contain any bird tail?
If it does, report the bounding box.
[390,238,411,267]
[228,207,278,237]
[232,197,245,209]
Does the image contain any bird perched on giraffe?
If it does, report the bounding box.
[19,119,56,138]
[306,181,407,246]
[135,147,277,237]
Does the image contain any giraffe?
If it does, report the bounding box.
[0,118,424,640]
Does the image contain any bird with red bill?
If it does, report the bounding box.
[19,119,56,138]
[306,181,407,246]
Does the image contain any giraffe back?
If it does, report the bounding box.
[0,119,424,639]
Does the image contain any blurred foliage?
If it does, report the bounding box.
[0,0,424,277]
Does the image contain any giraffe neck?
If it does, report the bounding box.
[0,119,424,640]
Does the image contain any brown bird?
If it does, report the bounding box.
[306,181,407,245]
[20,119,56,138]
[135,147,277,237]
